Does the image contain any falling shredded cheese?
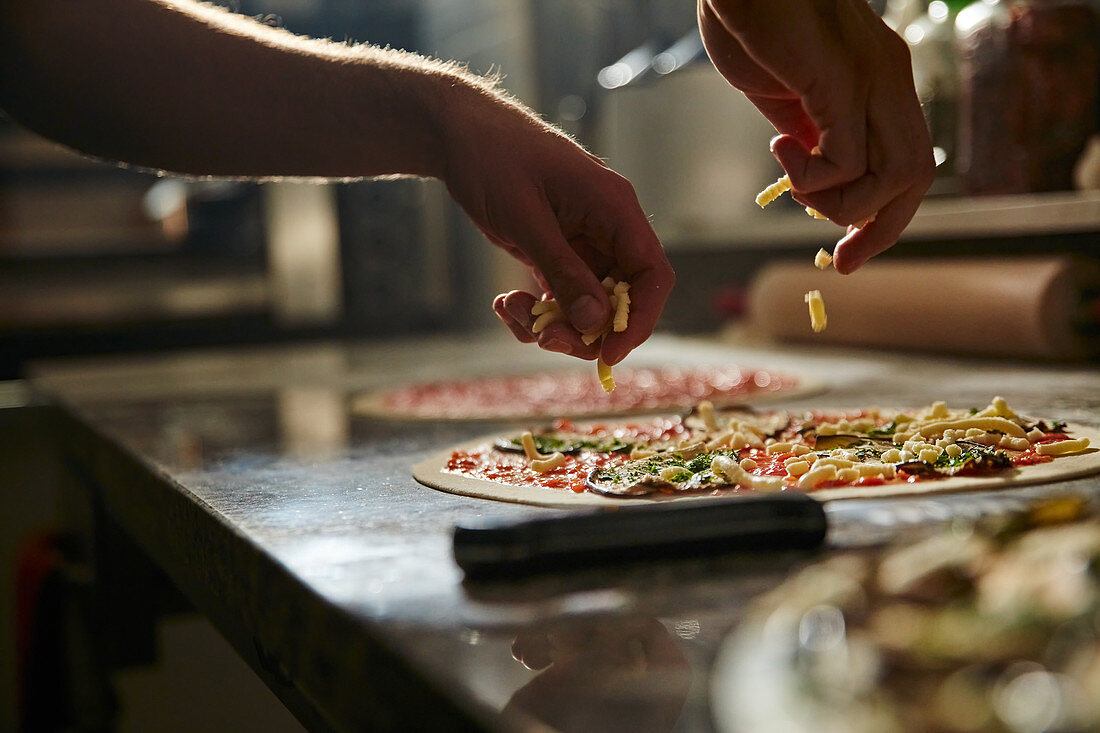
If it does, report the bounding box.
[531,279,632,392]
[814,248,833,269]
[596,356,615,393]
[804,289,827,333]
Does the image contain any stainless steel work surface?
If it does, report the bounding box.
[30,335,1100,731]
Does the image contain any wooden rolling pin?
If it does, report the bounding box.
[748,257,1099,359]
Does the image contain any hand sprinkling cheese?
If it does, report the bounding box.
[755,147,877,228]
[755,147,828,220]
[530,299,564,334]
[805,289,827,333]
[755,173,826,220]
[531,278,631,393]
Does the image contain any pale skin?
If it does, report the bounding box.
[0,0,674,366]
[699,0,935,274]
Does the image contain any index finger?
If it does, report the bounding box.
[512,201,612,335]
[831,180,925,274]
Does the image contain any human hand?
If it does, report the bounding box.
[698,0,935,273]
[441,87,674,366]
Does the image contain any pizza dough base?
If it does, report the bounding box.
[413,424,1100,509]
[354,371,827,422]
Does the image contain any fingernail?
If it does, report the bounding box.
[568,294,605,333]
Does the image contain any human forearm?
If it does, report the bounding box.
[0,0,675,361]
[0,0,475,178]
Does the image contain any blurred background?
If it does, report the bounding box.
[1,2,1098,730]
[1,0,1096,379]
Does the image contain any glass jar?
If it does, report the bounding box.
[906,0,970,180]
[955,0,1099,194]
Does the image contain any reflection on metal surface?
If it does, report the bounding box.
[503,617,692,733]
[277,387,348,457]
[34,335,1100,731]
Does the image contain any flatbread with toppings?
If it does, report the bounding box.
[413,397,1100,507]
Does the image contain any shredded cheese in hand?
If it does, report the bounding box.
[754,173,829,220]
[531,279,632,392]
[756,148,829,220]
[530,300,564,334]
[612,281,630,332]
[755,175,791,208]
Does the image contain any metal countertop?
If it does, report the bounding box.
[30,334,1100,731]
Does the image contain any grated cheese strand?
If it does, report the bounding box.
[755,175,792,208]
[805,289,827,333]
[612,281,631,332]
[530,453,567,473]
[531,309,564,334]
[1037,438,1091,456]
[596,356,615,393]
[530,280,632,392]
[520,431,551,461]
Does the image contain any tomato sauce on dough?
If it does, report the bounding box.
[385,367,798,419]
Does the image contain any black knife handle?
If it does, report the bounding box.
[453,492,826,579]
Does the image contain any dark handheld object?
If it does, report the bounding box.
[453,492,827,579]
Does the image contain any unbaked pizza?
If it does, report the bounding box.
[413,397,1100,507]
